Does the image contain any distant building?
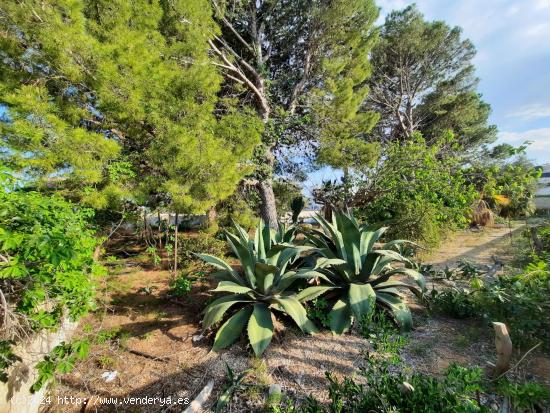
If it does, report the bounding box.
[535,164,550,210]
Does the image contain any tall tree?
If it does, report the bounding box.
[313,0,380,176]
[0,0,261,214]
[366,4,496,148]
[210,0,379,227]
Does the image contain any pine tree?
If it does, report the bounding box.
[210,0,380,227]
[0,0,261,213]
[366,4,496,148]
[313,0,380,175]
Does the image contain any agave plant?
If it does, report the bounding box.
[301,211,425,333]
[197,220,319,356]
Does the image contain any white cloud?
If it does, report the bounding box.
[507,104,550,121]
[498,128,550,164]
[534,0,550,10]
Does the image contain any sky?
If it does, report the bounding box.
[304,0,550,196]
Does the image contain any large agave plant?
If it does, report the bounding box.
[198,220,319,356]
[302,211,425,333]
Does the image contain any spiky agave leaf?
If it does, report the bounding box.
[199,219,318,356]
[306,210,425,332]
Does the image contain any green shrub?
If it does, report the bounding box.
[31,340,90,393]
[428,288,479,319]
[470,155,540,218]
[169,275,194,297]
[0,340,21,383]
[355,134,477,247]
[496,379,550,411]
[477,259,550,349]
[361,311,408,362]
[0,175,102,329]
[303,211,425,333]
[0,169,102,387]
[306,298,330,329]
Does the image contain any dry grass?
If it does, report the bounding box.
[471,199,494,227]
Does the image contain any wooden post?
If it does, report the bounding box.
[174,212,179,276]
[157,210,162,249]
[143,208,148,242]
[493,322,513,377]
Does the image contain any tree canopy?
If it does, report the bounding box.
[0,0,261,213]
[211,0,380,226]
[366,4,496,148]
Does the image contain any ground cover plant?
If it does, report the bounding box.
[303,211,426,333]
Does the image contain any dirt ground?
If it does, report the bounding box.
[46,222,549,413]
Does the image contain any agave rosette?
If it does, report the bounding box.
[300,211,426,333]
[198,220,320,356]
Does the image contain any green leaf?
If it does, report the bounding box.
[254,221,267,261]
[196,254,234,272]
[296,286,336,302]
[212,306,253,352]
[348,283,376,320]
[247,304,274,356]
[360,227,387,256]
[255,262,277,294]
[376,292,413,332]
[336,212,361,275]
[203,295,251,329]
[277,269,332,292]
[212,281,253,294]
[225,232,256,288]
[372,268,426,290]
[273,297,318,334]
[329,298,352,335]
[215,385,235,412]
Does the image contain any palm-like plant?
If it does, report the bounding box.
[301,211,425,333]
[198,220,318,356]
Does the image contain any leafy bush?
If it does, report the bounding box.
[277,356,548,413]
[0,175,101,330]
[169,275,193,297]
[31,340,89,393]
[355,134,477,247]
[496,379,550,412]
[303,211,425,333]
[198,220,319,356]
[361,311,408,362]
[305,298,330,329]
[476,259,550,348]
[428,288,479,319]
[468,155,540,218]
[0,340,21,383]
[216,191,260,231]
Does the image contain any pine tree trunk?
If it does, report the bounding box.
[258,180,278,229]
[207,206,217,229]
